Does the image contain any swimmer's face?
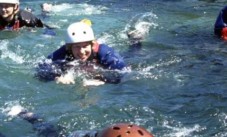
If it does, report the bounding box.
[0,3,17,21]
[71,41,92,62]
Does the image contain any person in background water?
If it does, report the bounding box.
[1,106,154,137]
[127,29,144,52]
[41,3,53,13]
[70,123,154,137]
[36,19,125,85]
[0,0,44,31]
[214,6,227,40]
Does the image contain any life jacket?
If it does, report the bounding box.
[214,6,227,38]
[0,19,20,31]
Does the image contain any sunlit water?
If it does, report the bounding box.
[1,0,227,137]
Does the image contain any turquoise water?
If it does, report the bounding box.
[1,0,227,136]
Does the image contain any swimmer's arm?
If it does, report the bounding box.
[98,44,126,70]
[18,110,59,137]
[55,72,75,84]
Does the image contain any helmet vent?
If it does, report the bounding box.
[117,135,121,137]
[72,32,75,36]
[128,124,133,128]
[83,31,86,34]
[138,130,144,136]
[113,126,120,130]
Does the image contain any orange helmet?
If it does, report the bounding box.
[98,123,154,137]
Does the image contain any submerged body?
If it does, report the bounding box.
[214,6,227,40]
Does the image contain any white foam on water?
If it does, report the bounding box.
[51,3,73,12]
[7,105,24,117]
[162,119,203,137]
[0,41,25,64]
[50,3,107,16]
[1,101,24,117]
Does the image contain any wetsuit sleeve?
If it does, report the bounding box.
[214,6,227,37]
[35,59,63,81]
[95,44,125,84]
[97,44,125,70]
[47,45,68,61]
[18,10,44,28]
[35,45,68,81]
[18,110,59,137]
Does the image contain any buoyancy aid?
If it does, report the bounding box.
[0,17,20,31]
[214,6,227,39]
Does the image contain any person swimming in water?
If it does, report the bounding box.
[214,6,227,40]
[36,19,126,85]
[70,123,154,137]
[1,106,154,137]
[0,0,44,31]
[41,3,53,13]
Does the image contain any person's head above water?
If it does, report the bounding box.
[65,20,97,62]
[66,21,95,44]
[41,3,52,13]
[0,0,20,22]
[97,123,154,137]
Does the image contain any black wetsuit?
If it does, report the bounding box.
[0,9,43,30]
[18,110,98,137]
[18,110,59,137]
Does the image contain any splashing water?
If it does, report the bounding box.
[7,105,24,117]
[0,41,25,64]
[49,3,107,16]
[1,101,24,117]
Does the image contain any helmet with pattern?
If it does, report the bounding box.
[98,123,154,137]
[65,21,95,44]
[0,0,19,4]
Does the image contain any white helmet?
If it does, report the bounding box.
[0,0,19,4]
[66,22,95,44]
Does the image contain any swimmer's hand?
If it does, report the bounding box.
[55,74,75,84]
[83,79,105,86]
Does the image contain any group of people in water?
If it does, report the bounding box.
[0,0,227,136]
[0,0,153,136]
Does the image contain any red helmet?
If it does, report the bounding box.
[98,123,154,137]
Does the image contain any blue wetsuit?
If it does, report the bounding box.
[214,6,227,37]
[36,43,125,83]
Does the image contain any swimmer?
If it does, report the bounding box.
[41,3,53,13]
[36,19,125,85]
[0,0,44,31]
[127,21,150,52]
[214,6,227,40]
[2,106,155,137]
